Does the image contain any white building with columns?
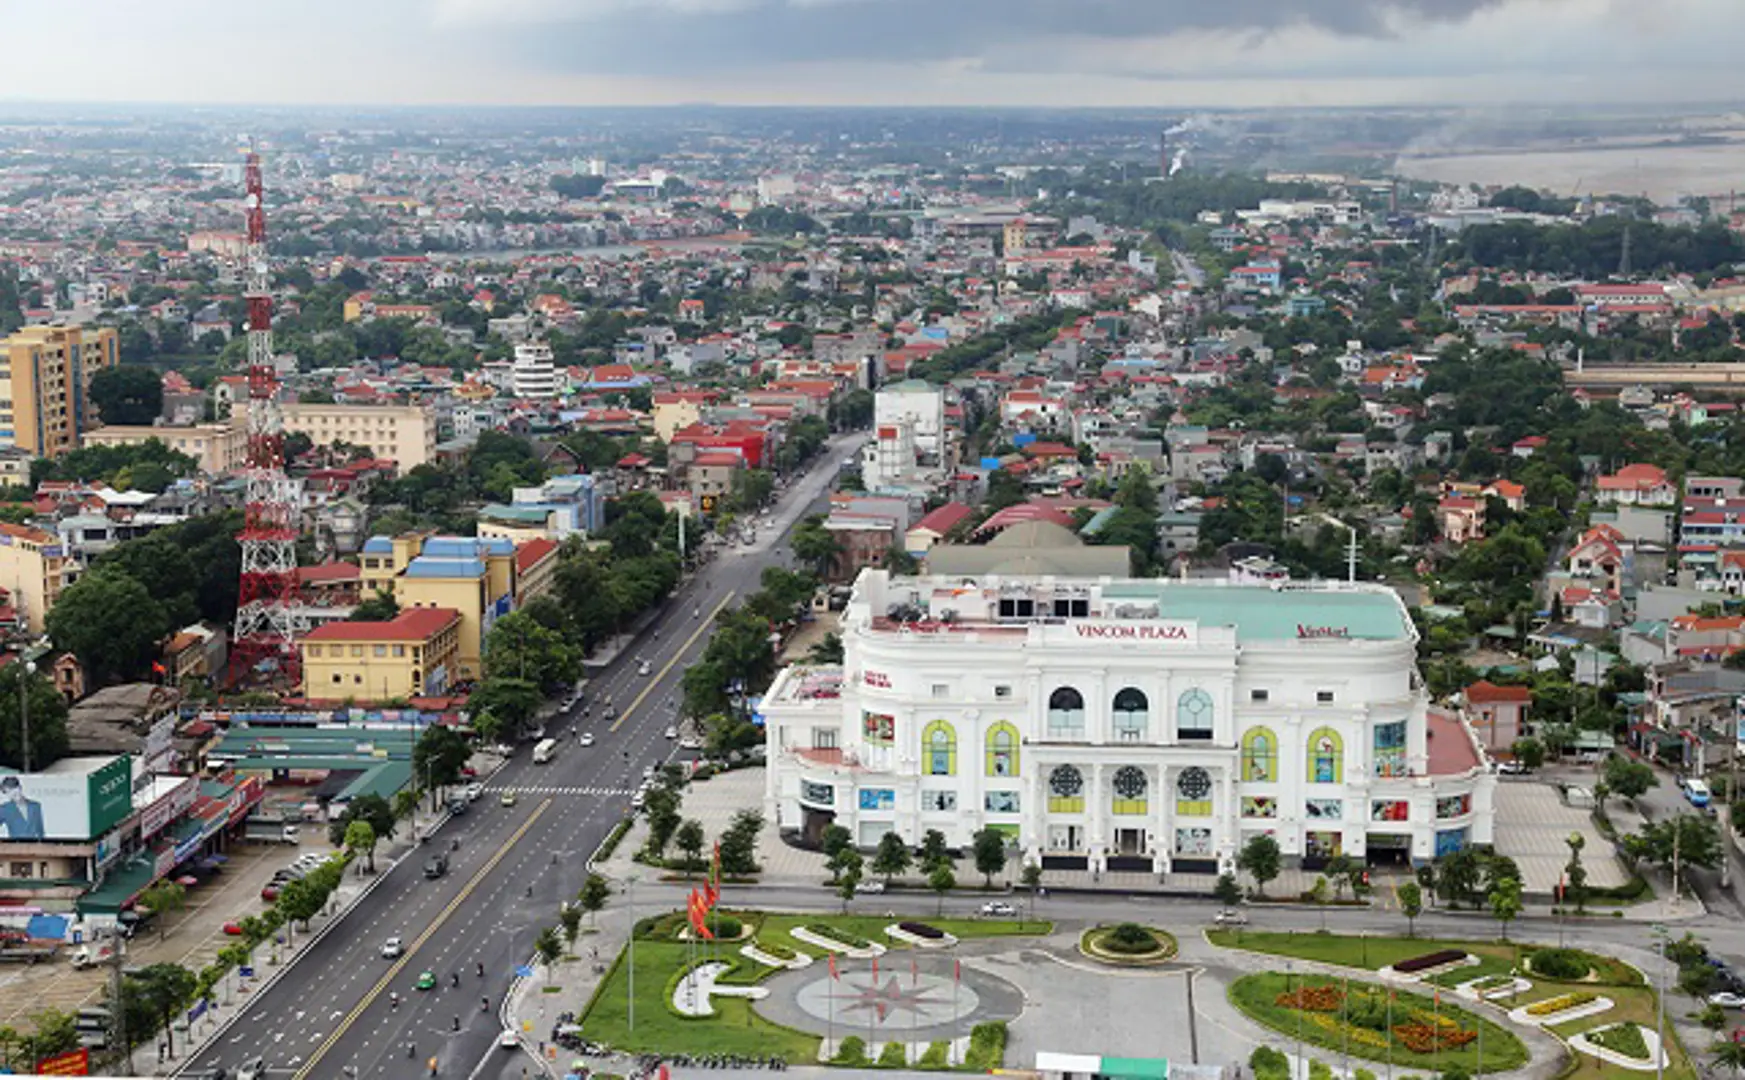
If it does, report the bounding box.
[760,570,1494,880]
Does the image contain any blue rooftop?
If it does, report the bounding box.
[1101,583,1412,642]
[405,557,486,579]
[362,537,393,555]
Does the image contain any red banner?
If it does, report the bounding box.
[36,1048,90,1076]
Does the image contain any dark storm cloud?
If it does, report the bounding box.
[503,0,1517,75]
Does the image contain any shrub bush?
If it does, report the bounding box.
[899,921,945,939]
[705,913,742,939]
[1250,1046,1291,1080]
[964,1022,1008,1071]
[919,1041,951,1069]
[1354,1070,1377,1080]
[1527,948,1591,980]
[1395,949,1468,973]
[1106,922,1156,951]
[833,1036,869,1065]
[878,1041,909,1067]
[1309,1061,1334,1080]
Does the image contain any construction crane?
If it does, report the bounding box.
[230,149,301,685]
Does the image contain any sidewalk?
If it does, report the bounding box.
[158,747,504,1075]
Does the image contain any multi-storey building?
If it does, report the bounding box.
[761,571,1493,879]
[509,341,561,400]
[357,534,516,680]
[0,521,75,634]
[298,607,463,700]
[273,402,436,471]
[0,325,117,456]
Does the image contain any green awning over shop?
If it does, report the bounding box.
[1101,1059,1170,1080]
[78,856,159,914]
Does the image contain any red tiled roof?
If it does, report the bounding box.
[514,538,558,574]
[1466,680,1531,705]
[302,608,461,642]
[912,502,974,536]
[296,562,361,584]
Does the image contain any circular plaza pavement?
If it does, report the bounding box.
[754,956,1024,1041]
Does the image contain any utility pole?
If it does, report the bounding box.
[18,659,33,773]
[110,934,129,1073]
[1654,924,1667,1080]
[627,875,638,1032]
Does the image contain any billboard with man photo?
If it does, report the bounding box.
[0,757,132,841]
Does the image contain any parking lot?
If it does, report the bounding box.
[0,836,333,1031]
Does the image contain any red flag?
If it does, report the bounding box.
[954,958,961,983]
[871,956,878,982]
[711,842,722,886]
[688,890,714,939]
[659,1066,670,1080]
[828,953,839,981]
[704,879,719,909]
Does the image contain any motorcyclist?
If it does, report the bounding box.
[482,996,490,1011]
[477,961,485,978]
[451,972,460,988]
[390,992,400,1010]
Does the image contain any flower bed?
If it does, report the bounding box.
[1277,985,1345,1011]
[1588,1023,1651,1061]
[1395,949,1468,973]
[900,921,945,940]
[1526,991,1597,1017]
[1392,1016,1476,1054]
[886,923,958,949]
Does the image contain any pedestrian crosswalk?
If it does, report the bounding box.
[484,785,638,797]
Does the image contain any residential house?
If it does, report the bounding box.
[1463,680,1531,753]
[1596,463,1675,507]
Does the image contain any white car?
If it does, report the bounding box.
[579,733,595,747]
[631,790,647,810]
[664,726,678,740]
[854,880,886,895]
[1213,908,1249,926]
[1495,761,1527,775]
[463,783,483,802]
[1710,991,1745,1008]
[381,936,405,959]
[679,737,703,751]
[980,901,1017,917]
[498,1029,520,1049]
[638,661,653,676]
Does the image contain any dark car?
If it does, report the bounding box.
[424,855,448,879]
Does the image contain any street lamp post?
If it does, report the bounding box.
[1654,924,1667,1080]
[627,875,639,1033]
[19,659,34,773]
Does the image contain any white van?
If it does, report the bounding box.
[532,738,559,764]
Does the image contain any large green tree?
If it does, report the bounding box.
[483,610,578,689]
[413,725,471,790]
[0,665,69,771]
[89,365,164,426]
[46,565,171,685]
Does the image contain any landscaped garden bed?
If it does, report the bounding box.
[1507,991,1614,1028]
[1571,1022,1666,1071]
[1228,972,1528,1073]
[741,938,811,970]
[886,921,958,949]
[1528,992,1597,1017]
[1524,947,1593,981]
[1080,923,1178,965]
[1394,948,1469,973]
[791,923,886,958]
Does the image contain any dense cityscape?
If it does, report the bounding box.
[4,13,1745,1080]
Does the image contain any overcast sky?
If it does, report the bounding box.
[0,0,1739,108]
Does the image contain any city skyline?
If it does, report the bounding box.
[0,0,1740,109]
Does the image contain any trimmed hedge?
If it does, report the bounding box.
[919,1042,951,1069]
[878,1041,908,1067]
[1105,922,1158,954]
[1588,1023,1651,1060]
[1395,949,1467,973]
[1525,991,1597,1017]
[752,938,796,961]
[899,921,946,940]
[806,923,871,949]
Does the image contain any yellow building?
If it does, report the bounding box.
[275,402,436,471]
[0,522,73,634]
[81,422,247,474]
[358,534,516,680]
[298,607,462,700]
[652,393,708,443]
[0,325,117,456]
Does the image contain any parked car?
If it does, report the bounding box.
[259,885,280,903]
[1213,908,1249,925]
[382,937,404,959]
[463,783,483,802]
[222,922,243,936]
[854,880,886,895]
[980,901,1017,917]
[1495,761,1527,775]
[664,726,678,740]
[1710,991,1745,1008]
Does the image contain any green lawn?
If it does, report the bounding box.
[1210,931,1689,1080]
[1228,972,1529,1074]
[581,910,1049,1058]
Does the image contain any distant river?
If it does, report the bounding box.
[1396,138,1745,203]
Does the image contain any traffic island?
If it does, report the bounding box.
[1078,923,1178,966]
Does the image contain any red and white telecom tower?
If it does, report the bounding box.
[231,150,301,681]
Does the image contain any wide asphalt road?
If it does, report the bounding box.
[183,435,860,1080]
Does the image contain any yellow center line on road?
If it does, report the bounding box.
[292,798,553,1080]
[610,590,736,733]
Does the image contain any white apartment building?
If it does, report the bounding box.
[510,341,561,400]
[761,571,1493,880]
[874,380,946,460]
